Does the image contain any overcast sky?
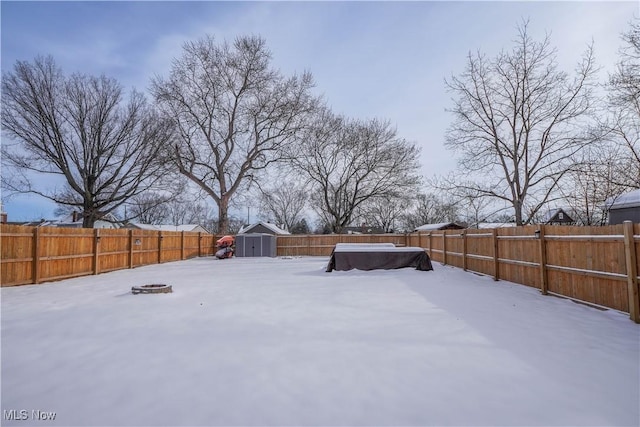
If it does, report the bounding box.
[1,1,638,222]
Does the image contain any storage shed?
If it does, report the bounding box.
[606,189,640,224]
[238,221,290,235]
[235,233,277,257]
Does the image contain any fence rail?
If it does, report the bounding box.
[2,222,639,323]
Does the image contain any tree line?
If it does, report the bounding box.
[2,20,638,232]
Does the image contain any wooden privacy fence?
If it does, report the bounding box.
[1,225,217,287]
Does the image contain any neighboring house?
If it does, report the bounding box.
[125,223,210,233]
[415,222,466,232]
[543,208,575,225]
[238,221,290,235]
[606,189,640,225]
[52,212,122,229]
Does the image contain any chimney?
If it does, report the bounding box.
[1,212,7,224]
[72,211,78,222]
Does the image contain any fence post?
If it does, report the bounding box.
[307,234,311,256]
[158,231,163,264]
[428,232,432,258]
[128,230,134,269]
[492,228,499,281]
[442,231,447,265]
[181,231,185,260]
[538,225,549,295]
[623,221,640,323]
[32,227,40,284]
[462,229,467,271]
[198,232,202,257]
[93,229,100,275]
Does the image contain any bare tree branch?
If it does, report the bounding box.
[151,35,317,233]
[444,20,598,225]
[1,56,172,227]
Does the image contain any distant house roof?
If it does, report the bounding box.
[606,189,640,210]
[238,221,290,235]
[476,222,517,229]
[125,223,210,233]
[415,222,466,231]
[52,212,122,229]
[543,208,574,224]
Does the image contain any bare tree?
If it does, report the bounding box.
[291,108,421,233]
[606,19,640,189]
[1,56,172,227]
[444,21,598,225]
[357,192,413,233]
[257,180,308,231]
[151,35,317,234]
[400,193,460,231]
[127,192,173,224]
[166,197,210,226]
[454,187,495,228]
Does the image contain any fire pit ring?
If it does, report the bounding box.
[131,284,172,295]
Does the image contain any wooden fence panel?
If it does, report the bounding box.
[444,231,465,269]
[184,233,200,259]
[1,224,35,286]
[161,232,182,263]
[201,234,215,256]
[497,226,540,288]
[38,227,94,282]
[424,232,444,263]
[544,225,628,312]
[135,230,160,266]
[98,229,130,273]
[464,229,495,277]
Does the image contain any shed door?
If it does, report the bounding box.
[245,235,262,257]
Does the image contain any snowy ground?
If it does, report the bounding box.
[2,256,639,426]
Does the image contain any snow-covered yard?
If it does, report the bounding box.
[2,256,638,426]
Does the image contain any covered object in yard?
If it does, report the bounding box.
[235,233,277,257]
[326,243,433,272]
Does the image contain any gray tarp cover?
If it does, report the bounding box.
[326,244,433,272]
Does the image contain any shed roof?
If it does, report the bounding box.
[238,221,290,235]
[606,189,640,210]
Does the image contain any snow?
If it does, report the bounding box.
[606,189,640,209]
[2,257,639,426]
[128,223,208,233]
[334,245,425,253]
[238,222,290,235]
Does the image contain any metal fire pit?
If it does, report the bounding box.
[131,284,172,295]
